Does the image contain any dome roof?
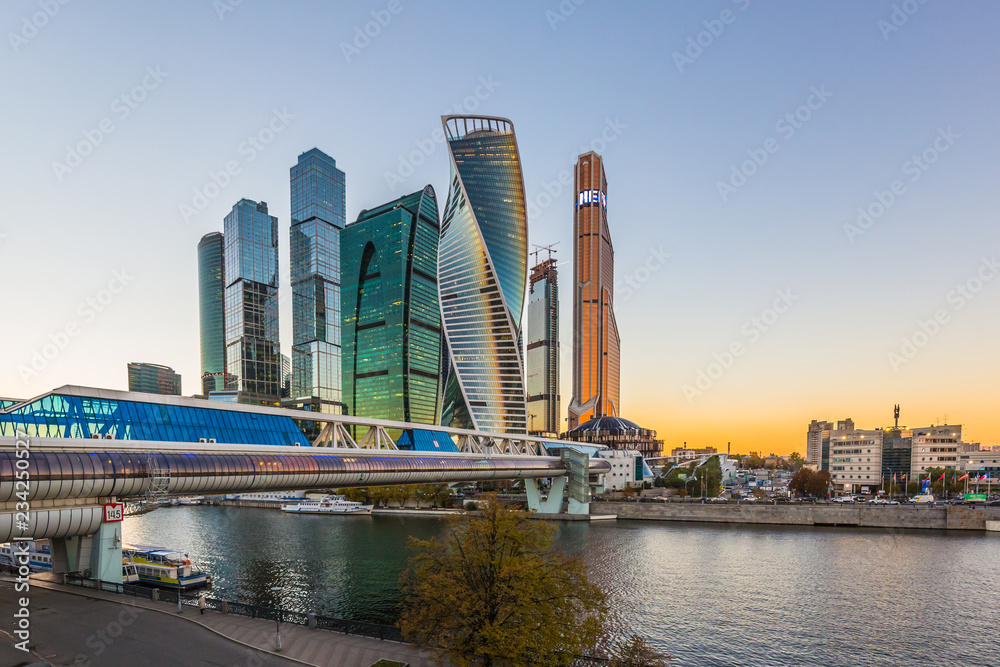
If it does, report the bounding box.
[568,416,645,434]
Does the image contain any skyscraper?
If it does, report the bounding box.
[526,254,559,435]
[341,186,443,429]
[289,148,346,414]
[438,115,528,434]
[198,231,226,394]
[223,198,281,403]
[127,362,181,396]
[568,151,621,429]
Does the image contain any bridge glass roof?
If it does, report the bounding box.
[0,393,307,446]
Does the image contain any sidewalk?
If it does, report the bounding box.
[21,575,442,667]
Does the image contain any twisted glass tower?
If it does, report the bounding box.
[438,116,528,433]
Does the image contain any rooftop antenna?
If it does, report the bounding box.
[530,242,559,264]
[894,404,900,429]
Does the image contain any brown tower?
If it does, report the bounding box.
[568,152,620,429]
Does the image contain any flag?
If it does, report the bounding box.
[937,472,946,482]
[892,473,896,482]
[958,473,969,481]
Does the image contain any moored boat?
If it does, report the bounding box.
[123,544,210,589]
[281,495,373,515]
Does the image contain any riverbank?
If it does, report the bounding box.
[592,501,1000,531]
[0,575,439,667]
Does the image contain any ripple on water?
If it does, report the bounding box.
[123,509,1000,666]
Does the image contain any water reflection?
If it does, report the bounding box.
[124,508,1000,666]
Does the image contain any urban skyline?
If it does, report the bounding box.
[5,2,1000,454]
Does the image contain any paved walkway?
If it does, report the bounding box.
[5,575,442,666]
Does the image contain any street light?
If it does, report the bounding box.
[269,586,282,651]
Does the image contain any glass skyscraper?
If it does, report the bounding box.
[223,198,281,403]
[526,256,559,435]
[127,362,181,396]
[568,151,621,429]
[341,186,443,430]
[289,148,346,414]
[438,116,528,434]
[198,231,226,394]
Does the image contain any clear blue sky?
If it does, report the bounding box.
[3,0,1000,452]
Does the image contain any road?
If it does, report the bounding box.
[0,580,300,667]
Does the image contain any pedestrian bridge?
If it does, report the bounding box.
[0,437,609,583]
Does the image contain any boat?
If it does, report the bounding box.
[122,558,140,583]
[123,544,210,589]
[281,495,373,515]
[0,540,52,572]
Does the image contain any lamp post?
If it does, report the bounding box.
[269,586,282,651]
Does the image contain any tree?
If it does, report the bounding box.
[607,634,672,667]
[788,468,813,497]
[804,470,831,498]
[694,455,722,497]
[399,494,607,666]
[744,451,765,469]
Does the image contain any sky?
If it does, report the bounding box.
[2,0,999,455]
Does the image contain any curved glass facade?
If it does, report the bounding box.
[198,232,227,394]
[341,186,443,431]
[0,393,306,446]
[438,116,528,434]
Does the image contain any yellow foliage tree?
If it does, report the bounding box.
[398,493,606,666]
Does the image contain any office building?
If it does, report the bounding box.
[568,151,621,429]
[289,148,346,414]
[198,232,227,394]
[909,424,963,477]
[438,115,529,433]
[127,363,181,396]
[829,427,883,493]
[341,186,443,430]
[223,199,281,403]
[526,255,560,435]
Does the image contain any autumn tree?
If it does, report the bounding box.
[607,634,672,667]
[399,493,607,666]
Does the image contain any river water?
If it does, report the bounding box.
[123,506,1000,666]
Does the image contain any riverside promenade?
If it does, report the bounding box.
[1,576,440,667]
[593,500,1000,531]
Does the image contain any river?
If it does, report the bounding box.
[123,506,1000,666]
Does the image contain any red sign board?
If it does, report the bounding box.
[103,503,124,523]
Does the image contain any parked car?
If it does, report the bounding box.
[832,495,855,503]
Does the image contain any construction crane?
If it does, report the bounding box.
[530,242,559,265]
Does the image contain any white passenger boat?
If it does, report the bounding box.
[281,495,373,515]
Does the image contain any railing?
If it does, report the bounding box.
[63,576,403,641]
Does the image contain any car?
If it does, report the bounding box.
[832,495,855,503]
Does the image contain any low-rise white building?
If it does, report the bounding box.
[830,429,883,493]
[909,425,963,477]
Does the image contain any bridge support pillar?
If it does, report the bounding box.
[562,449,594,515]
[90,521,123,584]
[52,522,122,583]
[525,477,566,514]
